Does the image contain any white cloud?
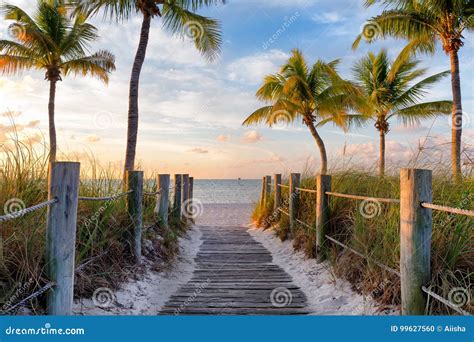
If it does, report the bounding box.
[86,135,101,143]
[241,130,263,144]
[227,50,289,85]
[312,12,345,24]
[216,134,231,142]
[189,147,209,154]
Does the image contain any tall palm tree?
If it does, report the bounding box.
[243,49,362,175]
[352,49,452,177]
[75,0,224,175]
[0,0,116,162]
[353,0,474,180]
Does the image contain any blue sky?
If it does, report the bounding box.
[0,0,473,178]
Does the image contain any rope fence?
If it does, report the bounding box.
[295,187,317,194]
[325,234,400,277]
[278,208,289,216]
[421,286,470,316]
[0,198,58,223]
[144,189,162,197]
[277,184,289,189]
[0,282,55,315]
[295,217,314,231]
[78,190,132,202]
[421,202,474,218]
[325,191,400,204]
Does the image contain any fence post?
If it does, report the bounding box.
[126,170,144,264]
[316,175,331,263]
[156,174,170,228]
[400,168,432,315]
[264,175,271,207]
[173,174,182,219]
[288,173,300,236]
[273,174,282,212]
[46,162,80,315]
[259,176,266,208]
[182,174,190,219]
[189,177,194,219]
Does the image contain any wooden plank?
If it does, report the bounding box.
[46,162,80,315]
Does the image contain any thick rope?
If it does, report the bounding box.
[325,191,400,204]
[278,208,290,216]
[421,202,474,218]
[0,198,58,223]
[295,187,317,194]
[0,282,55,314]
[78,190,132,202]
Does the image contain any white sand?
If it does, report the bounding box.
[248,226,395,315]
[73,226,202,315]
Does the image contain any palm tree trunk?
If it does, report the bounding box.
[124,13,151,177]
[48,80,57,162]
[449,49,463,182]
[379,130,385,178]
[305,121,328,175]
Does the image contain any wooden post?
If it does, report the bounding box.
[126,170,144,264]
[173,174,182,219]
[189,177,194,218]
[46,162,80,315]
[182,174,190,219]
[156,174,170,228]
[274,174,282,212]
[288,173,300,236]
[316,175,331,263]
[264,175,271,207]
[400,168,432,315]
[259,176,266,208]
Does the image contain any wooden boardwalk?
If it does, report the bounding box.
[160,225,309,315]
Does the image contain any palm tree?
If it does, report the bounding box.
[243,49,362,175]
[75,0,224,175]
[353,0,474,180]
[0,0,116,162]
[352,49,452,177]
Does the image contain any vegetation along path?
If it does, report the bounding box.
[160,225,309,315]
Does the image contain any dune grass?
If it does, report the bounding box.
[252,167,473,315]
[0,137,188,315]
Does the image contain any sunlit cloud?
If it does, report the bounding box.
[241,131,263,144]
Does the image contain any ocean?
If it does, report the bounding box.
[192,179,261,204]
